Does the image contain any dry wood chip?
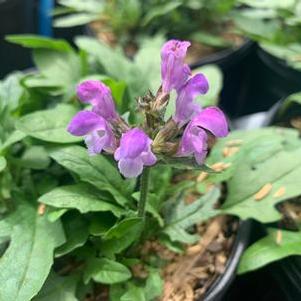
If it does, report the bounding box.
[276,229,282,245]
[254,183,273,201]
[197,172,208,182]
[273,186,286,198]
[225,139,243,146]
[210,162,225,172]
[290,117,301,130]
[37,203,46,215]
[186,244,202,256]
[224,146,240,157]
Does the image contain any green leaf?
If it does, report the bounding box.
[32,272,78,301]
[54,13,100,27]
[49,146,133,206]
[217,128,301,222]
[101,217,143,255]
[16,104,82,143]
[39,184,124,217]
[6,35,72,52]
[193,65,223,107]
[18,146,50,170]
[163,187,220,244]
[0,130,26,151]
[0,202,65,301]
[0,156,7,172]
[120,283,145,301]
[55,213,89,257]
[238,229,301,274]
[83,258,131,284]
[144,269,163,301]
[142,1,182,26]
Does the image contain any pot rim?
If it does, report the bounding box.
[203,219,252,301]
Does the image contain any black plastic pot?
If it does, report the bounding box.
[0,0,36,78]
[202,220,251,301]
[191,40,256,119]
[232,46,301,119]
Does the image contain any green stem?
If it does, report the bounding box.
[138,168,150,218]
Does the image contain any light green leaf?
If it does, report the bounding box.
[54,13,100,27]
[145,269,163,301]
[0,156,7,172]
[101,217,143,255]
[193,65,223,107]
[83,258,131,284]
[238,229,301,274]
[49,146,133,206]
[163,188,220,244]
[0,202,65,301]
[39,184,124,217]
[18,146,50,170]
[32,272,78,301]
[16,105,82,143]
[1,130,26,151]
[6,35,72,52]
[121,283,145,301]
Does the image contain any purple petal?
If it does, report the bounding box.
[141,150,157,166]
[161,40,191,94]
[76,80,117,120]
[118,158,144,178]
[118,128,148,159]
[192,107,229,137]
[174,73,209,125]
[67,111,106,136]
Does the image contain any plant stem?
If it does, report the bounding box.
[138,168,150,218]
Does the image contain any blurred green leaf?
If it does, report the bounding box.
[16,104,82,143]
[238,229,301,274]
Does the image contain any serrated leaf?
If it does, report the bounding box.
[0,202,65,301]
[16,105,82,143]
[83,258,131,284]
[238,229,301,274]
[32,272,78,301]
[163,188,220,244]
[216,128,301,222]
[39,184,124,217]
[49,145,133,206]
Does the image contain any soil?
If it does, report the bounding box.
[87,21,245,63]
[82,213,238,301]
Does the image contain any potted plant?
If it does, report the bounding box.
[231,0,301,115]
[0,37,257,301]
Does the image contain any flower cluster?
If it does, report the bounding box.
[68,40,228,178]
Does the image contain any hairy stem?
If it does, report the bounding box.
[138,168,150,218]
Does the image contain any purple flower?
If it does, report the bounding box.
[67,110,116,155]
[178,107,229,164]
[161,40,191,94]
[114,128,157,178]
[173,73,209,126]
[76,80,118,121]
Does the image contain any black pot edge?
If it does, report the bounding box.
[203,219,252,301]
[257,46,301,82]
[190,40,255,70]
